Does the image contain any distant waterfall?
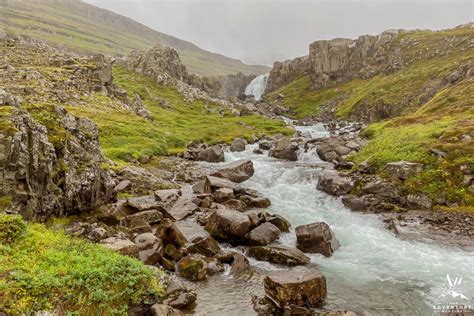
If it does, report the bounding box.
[244,74,269,101]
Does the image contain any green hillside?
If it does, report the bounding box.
[0,0,270,76]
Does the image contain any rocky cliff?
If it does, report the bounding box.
[266,56,310,93]
[0,37,118,219]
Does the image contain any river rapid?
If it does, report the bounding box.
[190,123,474,316]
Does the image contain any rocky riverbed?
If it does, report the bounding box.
[60,119,474,315]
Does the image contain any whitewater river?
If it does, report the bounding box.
[191,123,474,315]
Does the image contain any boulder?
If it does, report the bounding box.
[208,176,239,191]
[213,188,235,203]
[269,137,298,161]
[361,178,398,200]
[230,252,250,273]
[100,237,139,258]
[124,195,160,213]
[150,304,185,316]
[66,222,108,242]
[155,189,180,204]
[186,236,221,257]
[264,270,327,308]
[211,159,255,183]
[114,180,131,192]
[165,291,198,309]
[407,193,433,210]
[192,177,212,194]
[241,195,271,208]
[168,197,198,221]
[230,138,248,152]
[265,214,291,232]
[317,172,354,196]
[295,222,340,257]
[248,245,310,266]
[125,209,163,227]
[341,195,367,212]
[197,145,225,163]
[385,161,424,180]
[253,148,264,155]
[248,222,281,246]
[259,139,273,150]
[133,233,164,265]
[205,208,251,242]
[155,218,188,247]
[177,254,208,281]
[223,199,245,211]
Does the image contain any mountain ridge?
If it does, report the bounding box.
[0,0,270,76]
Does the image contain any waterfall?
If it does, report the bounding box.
[244,73,269,101]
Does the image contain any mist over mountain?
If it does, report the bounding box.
[86,0,473,65]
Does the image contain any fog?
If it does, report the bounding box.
[85,0,473,66]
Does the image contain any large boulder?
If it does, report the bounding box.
[264,270,327,308]
[150,304,185,316]
[269,137,298,161]
[186,236,221,257]
[295,222,340,257]
[192,177,212,194]
[167,197,199,221]
[317,172,354,196]
[155,218,188,248]
[205,208,251,242]
[133,233,164,265]
[241,195,271,209]
[177,254,208,281]
[213,188,234,203]
[361,178,398,201]
[125,209,163,227]
[197,145,225,163]
[247,222,281,246]
[248,245,310,266]
[385,161,424,180]
[211,159,255,183]
[100,237,139,258]
[208,176,239,191]
[230,138,248,152]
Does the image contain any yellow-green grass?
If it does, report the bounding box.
[64,66,291,164]
[0,213,164,315]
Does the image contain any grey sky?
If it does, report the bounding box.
[85,0,473,66]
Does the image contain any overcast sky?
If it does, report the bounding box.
[85,0,473,66]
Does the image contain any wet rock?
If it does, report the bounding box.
[265,214,291,232]
[125,209,163,227]
[248,245,310,266]
[192,177,212,194]
[213,187,235,203]
[133,233,164,265]
[211,159,255,183]
[264,270,327,308]
[205,208,251,242]
[320,310,358,316]
[230,252,250,273]
[341,195,367,212]
[208,176,239,191]
[269,137,298,161]
[186,236,221,257]
[230,138,248,152]
[248,222,281,246]
[252,295,280,315]
[100,237,139,257]
[177,254,208,281]
[155,189,180,204]
[317,172,354,196]
[197,145,225,162]
[295,222,340,257]
[259,139,273,150]
[385,161,424,180]
[241,195,271,208]
[253,148,264,155]
[156,218,188,248]
[168,197,199,221]
[150,304,185,316]
[166,291,197,309]
[223,199,245,211]
[407,193,433,210]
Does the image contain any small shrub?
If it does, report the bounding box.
[0,213,27,243]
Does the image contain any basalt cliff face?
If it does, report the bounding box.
[266,56,310,93]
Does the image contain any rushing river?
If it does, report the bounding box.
[191,123,474,316]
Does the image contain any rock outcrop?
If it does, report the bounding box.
[266,56,311,93]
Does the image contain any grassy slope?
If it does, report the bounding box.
[0,0,269,76]
[0,213,164,315]
[266,27,474,209]
[65,66,291,164]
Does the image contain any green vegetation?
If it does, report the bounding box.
[352,80,474,206]
[0,213,164,315]
[0,0,269,76]
[65,66,291,163]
